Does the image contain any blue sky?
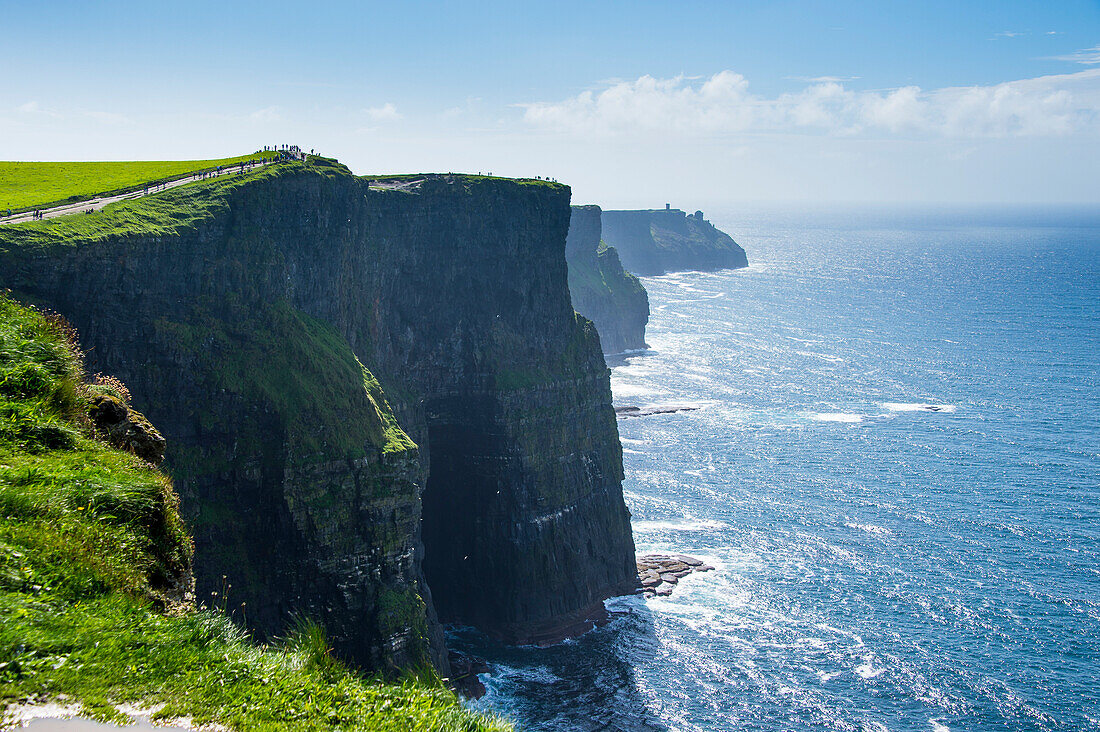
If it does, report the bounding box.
[2,1,1099,205]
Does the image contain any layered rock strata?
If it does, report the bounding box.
[0,160,637,671]
[601,207,748,275]
[565,205,649,354]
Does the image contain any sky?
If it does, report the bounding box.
[2,0,1099,207]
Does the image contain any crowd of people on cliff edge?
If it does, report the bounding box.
[263,144,312,161]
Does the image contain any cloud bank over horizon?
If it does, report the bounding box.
[521,68,1100,139]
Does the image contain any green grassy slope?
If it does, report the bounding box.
[567,240,647,305]
[360,172,565,191]
[0,152,280,213]
[0,293,510,731]
[0,157,349,253]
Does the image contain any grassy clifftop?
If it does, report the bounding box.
[0,156,351,252]
[0,152,282,214]
[0,293,509,731]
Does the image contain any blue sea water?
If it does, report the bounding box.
[460,205,1100,731]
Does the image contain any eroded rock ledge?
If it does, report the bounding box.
[615,404,700,418]
[636,553,714,598]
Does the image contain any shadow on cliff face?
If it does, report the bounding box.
[450,599,666,732]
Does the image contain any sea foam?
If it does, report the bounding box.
[845,522,892,535]
[633,518,727,533]
[813,413,864,423]
[883,402,957,413]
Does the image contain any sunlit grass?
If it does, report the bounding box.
[0,293,510,730]
[0,152,279,213]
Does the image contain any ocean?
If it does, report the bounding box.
[458,205,1100,731]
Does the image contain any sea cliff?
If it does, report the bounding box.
[566,205,649,354]
[601,207,748,275]
[0,293,507,729]
[0,159,637,674]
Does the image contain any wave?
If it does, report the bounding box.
[854,657,887,679]
[633,518,727,533]
[813,413,864,423]
[610,382,663,398]
[845,522,892,535]
[797,350,847,364]
[490,663,564,685]
[883,402,957,413]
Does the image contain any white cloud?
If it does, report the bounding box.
[16,100,62,118]
[1050,45,1100,65]
[520,69,1100,139]
[441,96,483,119]
[84,110,133,125]
[788,75,861,83]
[365,103,401,121]
[249,106,282,123]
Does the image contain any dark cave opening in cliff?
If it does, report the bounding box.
[419,399,504,631]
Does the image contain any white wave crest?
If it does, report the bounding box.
[854,656,887,679]
[797,350,847,364]
[633,518,727,532]
[845,522,892,535]
[883,402,957,413]
[813,412,864,423]
[610,382,662,398]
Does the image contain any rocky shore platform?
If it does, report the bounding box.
[615,405,700,418]
[447,650,490,700]
[636,553,714,598]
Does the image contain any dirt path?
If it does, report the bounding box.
[365,177,426,191]
[0,160,276,227]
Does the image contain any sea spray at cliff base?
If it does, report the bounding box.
[461,205,1100,731]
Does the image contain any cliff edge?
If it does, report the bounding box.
[601,207,748,275]
[0,293,506,730]
[0,159,637,673]
[566,205,649,354]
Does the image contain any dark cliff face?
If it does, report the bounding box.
[600,208,748,275]
[0,163,636,669]
[566,205,649,354]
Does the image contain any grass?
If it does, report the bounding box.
[0,157,351,253]
[0,152,282,214]
[567,240,646,306]
[0,159,556,255]
[360,173,566,191]
[0,293,510,731]
[152,298,416,464]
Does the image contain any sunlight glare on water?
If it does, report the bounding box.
[462,205,1100,732]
